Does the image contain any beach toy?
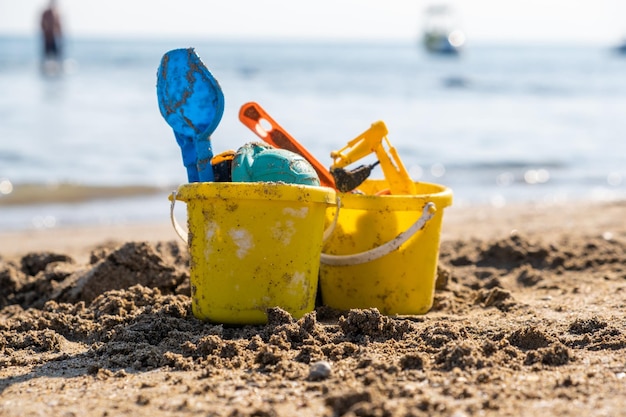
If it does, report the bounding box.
[330,121,417,194]
[170,182,336,324]
[157,48,224,182]
[238,102,336,189]
[231,142,320,186]
[211,150,236,182]
[319,179,452,315]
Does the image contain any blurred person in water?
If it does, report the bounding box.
[40,0,63,63]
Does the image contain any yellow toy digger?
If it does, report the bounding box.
[330,121,417,195]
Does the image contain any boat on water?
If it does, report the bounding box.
[614,39,626,54]
[421,4,466,55]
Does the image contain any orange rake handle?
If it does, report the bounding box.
[238,102,336,189]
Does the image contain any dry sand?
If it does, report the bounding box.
[1,199,625,416]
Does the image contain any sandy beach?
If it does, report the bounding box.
[1,199,625,416]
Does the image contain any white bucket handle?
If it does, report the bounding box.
[320,202,436,267]
[170,190,189,244]
[322,195,341,242]
[169,190,341,246]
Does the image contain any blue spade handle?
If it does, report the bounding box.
[157,48,225,182]
[175,131,199,183]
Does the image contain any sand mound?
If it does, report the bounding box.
[1,233,625,416]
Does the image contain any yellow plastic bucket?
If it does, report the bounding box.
[319,180,452,315]
[171,182,336,325]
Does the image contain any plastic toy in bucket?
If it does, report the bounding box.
[170,182,336,325]
[319,179,452,316]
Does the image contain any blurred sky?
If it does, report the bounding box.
[1,0,625,44]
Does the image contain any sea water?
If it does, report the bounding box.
[1,36,625,231]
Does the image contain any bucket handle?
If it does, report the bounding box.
[169,190,341,246]
[320,202,436,266]
[170,190,189,244]
[322,195,341,242]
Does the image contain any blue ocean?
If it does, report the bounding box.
[1,36,625,231]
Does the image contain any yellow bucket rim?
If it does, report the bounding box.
[173,182,337,205]
[337,180,453,211]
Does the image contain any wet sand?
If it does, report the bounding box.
[1,199,625,416]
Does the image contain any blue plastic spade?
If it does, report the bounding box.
[157,48,225,182]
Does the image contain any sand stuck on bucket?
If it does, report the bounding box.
[171,182,336,325]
